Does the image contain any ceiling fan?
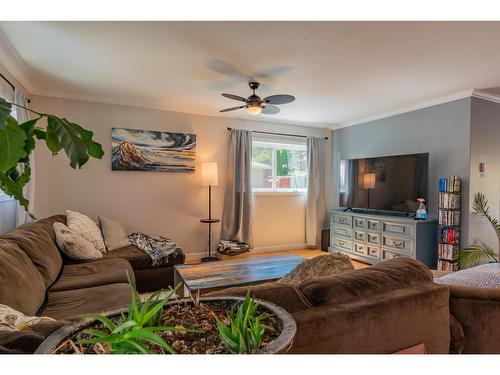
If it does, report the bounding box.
[220,81,295,115]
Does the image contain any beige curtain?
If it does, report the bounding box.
[220,129,253,246]
[305,136,326,247]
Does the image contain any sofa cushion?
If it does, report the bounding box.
[206,282,312,313]
[2,216,64,288]
[39,284,132,320]
[49,258,134,292]
[299,257,433,307]
[102,244,185,270]
[53,222,103,261]
[0,240,46,315]
[98,216,131,251]
[66,210,106,253]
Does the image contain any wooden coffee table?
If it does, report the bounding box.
[174,254,305,297]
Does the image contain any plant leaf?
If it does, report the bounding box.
[0,116,27,173]
[81,313,117,331]
[0,98,12,127]
[0,172,29,210]
[47,115,89,168]
[18,119,39,158]
[69,122,104,159]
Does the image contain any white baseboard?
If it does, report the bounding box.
[184,242,308,261]
[251,243,308,253]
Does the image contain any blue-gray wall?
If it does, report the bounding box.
[332,98,471,244]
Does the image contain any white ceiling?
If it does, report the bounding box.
[2,21,500,128]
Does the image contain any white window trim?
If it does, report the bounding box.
[252,140,308,194]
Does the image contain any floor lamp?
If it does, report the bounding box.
[201,162,220,262]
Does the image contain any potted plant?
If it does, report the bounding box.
[0,98,103,213]
[35,275,297,354]
[460,192,500,268]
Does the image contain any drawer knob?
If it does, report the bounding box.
[339,218,346,223]
[392,240,404,248]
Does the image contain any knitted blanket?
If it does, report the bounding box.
[128,232,183,267]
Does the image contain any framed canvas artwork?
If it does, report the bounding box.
[111,127,196,172]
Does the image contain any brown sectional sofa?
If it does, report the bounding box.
[1,215,498,354]
[0,214,184,321]
[209,257,452,353]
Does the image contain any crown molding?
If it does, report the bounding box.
[334,89,474,129]
[0,32,34,94]
[33,91,334,130]
[471,89,500,104]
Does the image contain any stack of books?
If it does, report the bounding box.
[438,243,459,261]
[438,210,461,226]
[437,259,460,272]
[438,192,461,209]
[439,176,461,193]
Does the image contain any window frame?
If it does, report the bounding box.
[251,140,308,194]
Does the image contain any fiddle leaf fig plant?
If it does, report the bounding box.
[0,98,104,215]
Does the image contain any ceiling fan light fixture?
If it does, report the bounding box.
[246,103,262,115]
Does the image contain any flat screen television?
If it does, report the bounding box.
[339,153,429,214]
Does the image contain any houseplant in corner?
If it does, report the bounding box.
[460,192,500,268]
[0,97,104,215]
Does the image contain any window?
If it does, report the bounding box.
[251,140,308,193]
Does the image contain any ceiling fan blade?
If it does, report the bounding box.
[220,106,245,113]
[263,94,295,105]
[262,105,280,115]
[222,93,247,102]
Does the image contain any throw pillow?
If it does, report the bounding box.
[434,263,499,288]
[278,253,354,285]
[98,216,131,251]
[66,210,106,253]
[53,222,103,261]
[0,304,55,332]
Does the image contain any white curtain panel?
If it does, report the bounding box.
[14,89,34,227]
[220,129,254,247]
[305,136,327,247]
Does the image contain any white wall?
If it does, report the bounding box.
[468,97,500,255]
[30,96,331,258]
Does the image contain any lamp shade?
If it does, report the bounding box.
[363,173,376,189]
[201,162,219,186]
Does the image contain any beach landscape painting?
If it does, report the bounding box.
[111,128,196,172]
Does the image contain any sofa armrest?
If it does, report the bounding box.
[289,284,450,354]
[449,286,500,354]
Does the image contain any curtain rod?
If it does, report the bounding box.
[226,127,328,140]
[0,73,31,103]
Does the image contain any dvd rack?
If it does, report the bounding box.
[437,176,462,271]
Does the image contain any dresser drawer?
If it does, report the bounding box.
[353,242,367,256]
[331,237,352,251]
[382,235,413,254]
[332,214,352,227]
[366,245,380,259]
[332,225,353,239]
[353,217,367,229]
[382,249,409,261]
[382,221,413,237]
[354,230,366,242]
[367,232,380,245]
[367,220,381,232]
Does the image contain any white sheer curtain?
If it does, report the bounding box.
[305,136,327,247]
[220,129,254,246]
[14,89,34,226]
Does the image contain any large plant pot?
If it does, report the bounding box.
[35,296,297,354]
